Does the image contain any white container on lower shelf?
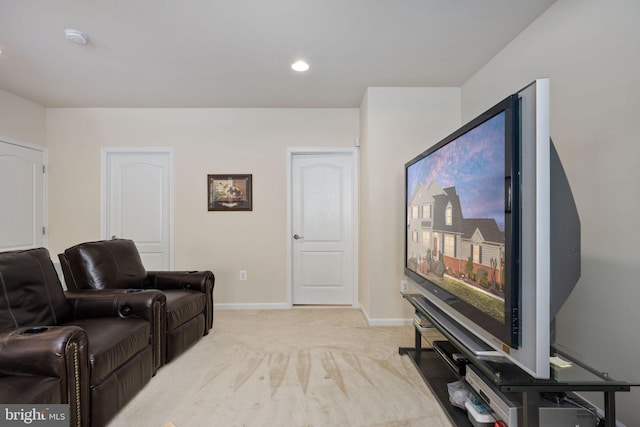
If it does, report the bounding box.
[465,399,496,427]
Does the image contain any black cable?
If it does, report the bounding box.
[562,395,603,425]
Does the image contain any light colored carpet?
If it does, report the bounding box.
[108,308,453,427]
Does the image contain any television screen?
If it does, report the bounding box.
[405,95,519,347]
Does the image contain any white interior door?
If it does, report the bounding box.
[291,152,356,305]
[104,150,172,270]
[0,140,45,251]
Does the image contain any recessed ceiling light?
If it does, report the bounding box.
[291,61,310,72]
[64,29,89,46]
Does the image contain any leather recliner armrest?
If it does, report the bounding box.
[65,289,167,370]
[0,325,88,379]
[0,326,90,427]
[146,271,215,332]
[146,270,214,294]
[65,289,166,322]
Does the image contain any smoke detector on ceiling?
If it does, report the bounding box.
[64,29,89,46]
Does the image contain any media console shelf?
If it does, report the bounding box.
[400,293,638,427]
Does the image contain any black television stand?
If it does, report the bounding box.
[399,341,472,426]
[400,293,638,427]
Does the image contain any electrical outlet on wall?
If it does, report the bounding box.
[239,270,247,281]
[400,279,409,293]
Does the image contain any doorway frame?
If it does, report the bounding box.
[286,147,359,308]
[100,147,175,269]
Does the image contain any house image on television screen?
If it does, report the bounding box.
[407,180,505,322]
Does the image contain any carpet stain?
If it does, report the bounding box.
[320,351,347,396]
[296,350,311,394]
[197,359,234,391]
[341,351,377,389]
[234,352,266,392]
[373,357,406,382]
[268,352,290,397]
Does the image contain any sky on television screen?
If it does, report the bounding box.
[408,112,506,230]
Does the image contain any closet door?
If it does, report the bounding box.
[103,150,172,270]
[291,152,356,305]
[0,140,45,250]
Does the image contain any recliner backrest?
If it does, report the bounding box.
[61,239,147,290]
[0,248,71,331]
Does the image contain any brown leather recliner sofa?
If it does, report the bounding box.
[59,238,214,367]
[0,247,166,427]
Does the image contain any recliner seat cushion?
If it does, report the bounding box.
[64,318,150,385]
[164,290,205,332]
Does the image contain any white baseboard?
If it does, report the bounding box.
[216,303,364,311]
[359,305,412,327]
[368,318,413,327]
[215,303,290,311]
[214,303,412,327]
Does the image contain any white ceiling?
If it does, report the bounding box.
[0,0,557,108]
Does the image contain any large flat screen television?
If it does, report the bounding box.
[404,79,581,378]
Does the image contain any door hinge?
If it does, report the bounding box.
[42,226,46,235]
[42,165,46,173]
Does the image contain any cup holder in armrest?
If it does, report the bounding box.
[22,327,49,335]
[125,289,143,293]
[119,304,133,317]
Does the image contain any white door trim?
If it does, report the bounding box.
[286,147,359,308]
[0,136,48,249]
[100,147,175,269]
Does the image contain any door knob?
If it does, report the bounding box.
[293,234,304,240]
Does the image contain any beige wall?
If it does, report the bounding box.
[45,108,358,306]
[0,88,46,145]
[359,88,461,322]
[462,0,640,424]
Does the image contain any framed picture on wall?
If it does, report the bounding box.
[207,174,252,211]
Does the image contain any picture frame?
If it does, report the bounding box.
[207,174,252,211]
